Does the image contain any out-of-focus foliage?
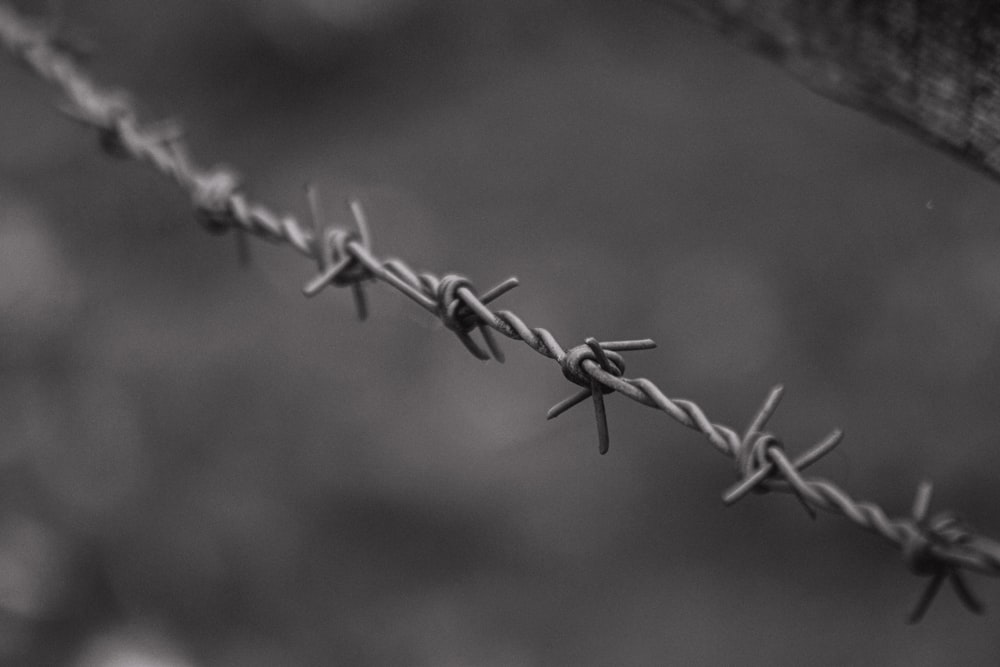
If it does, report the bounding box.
[2,0,1000,664]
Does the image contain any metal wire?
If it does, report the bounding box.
[2,3,999,622]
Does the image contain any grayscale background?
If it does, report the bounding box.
[2,0,1000,664]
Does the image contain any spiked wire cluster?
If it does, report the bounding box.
[3,2,1000,623]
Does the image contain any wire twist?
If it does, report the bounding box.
[3,2,1000,621]
[301,188,374,320]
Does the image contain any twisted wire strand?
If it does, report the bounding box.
[3,3,1000,621]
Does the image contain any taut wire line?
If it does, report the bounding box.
[2,3,998,622]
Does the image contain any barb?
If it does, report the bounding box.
[302,186,373,320]
[547,337,657,455]
[3,3,1000,621]
[903,482,985,623]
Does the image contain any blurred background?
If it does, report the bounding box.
[2,0,1000,664]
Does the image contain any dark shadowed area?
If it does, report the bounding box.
[2,0,1000,665]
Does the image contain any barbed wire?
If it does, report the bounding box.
[2,3,999,623]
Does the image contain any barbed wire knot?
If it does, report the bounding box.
[430,274,512,362]
[729,432,788,494]
[548,338,654,455]
[191,166,241,234]
[302,191,375,320]
[903,481,984,623]
[57,87,134,157]
[722,386,842,518]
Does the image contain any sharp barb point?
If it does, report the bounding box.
[352,283,368,321]
[907,572,946,624]
[591,377,610,455]
[913,481,934,522]
[723,465,772,505]
[792,429,844,471]
[950,571,985,615]
[547,388,592,420]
